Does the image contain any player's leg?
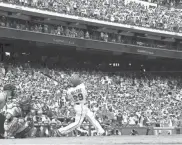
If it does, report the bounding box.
[57,104,85,135]
[85,106,105,134]
[14,118,34,138]
[4,117,19,138]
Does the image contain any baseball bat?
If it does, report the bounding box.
[40,72,62,85]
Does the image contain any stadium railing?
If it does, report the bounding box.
[0,26,182,59]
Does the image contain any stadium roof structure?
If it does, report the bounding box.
[0,27,181,60]
[0,2,182,40]
[0,4,181,60]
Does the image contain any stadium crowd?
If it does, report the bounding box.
[0,0,182,34]
[0,16,180,51]
[0,61,182,136]
[0,0,182,137]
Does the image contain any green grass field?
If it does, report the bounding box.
[0,135,182,145]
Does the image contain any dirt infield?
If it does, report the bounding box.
[1,135,182,145]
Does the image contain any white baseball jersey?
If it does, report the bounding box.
[67,83,87,104]
[58,83,105,135]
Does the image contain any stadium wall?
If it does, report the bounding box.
[0,27,182,59]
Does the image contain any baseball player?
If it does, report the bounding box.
[0,84,19,138]
[0,84,36,138]
[57,74,105,136]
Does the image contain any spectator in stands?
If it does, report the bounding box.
[0,15,181,51]
[1,0,182,34]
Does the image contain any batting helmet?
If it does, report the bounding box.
[70,74,82,87]
[3,84,16,91]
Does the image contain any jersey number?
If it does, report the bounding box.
[73,93,83,102]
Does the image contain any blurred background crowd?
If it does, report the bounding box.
[0,62,182,136]
[0,0,182,33]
